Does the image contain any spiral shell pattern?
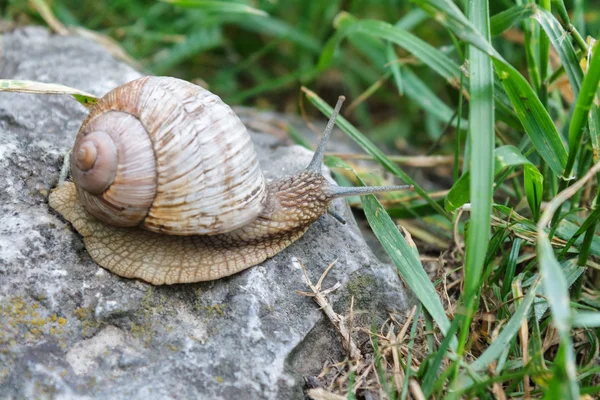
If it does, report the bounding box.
[71,76,267,235]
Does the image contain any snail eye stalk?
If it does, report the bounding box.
[304,94,414,224]
[306,95,345,173]
[325,184,414,199]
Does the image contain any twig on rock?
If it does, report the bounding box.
[295,259,363,362]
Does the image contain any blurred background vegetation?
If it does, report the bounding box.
[7,0,596,149]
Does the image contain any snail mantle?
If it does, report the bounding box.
[0,27,411,399]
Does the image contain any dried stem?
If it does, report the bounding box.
[295,259,363,361]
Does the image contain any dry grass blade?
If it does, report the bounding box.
[515,281,531,397]
[409,379,426,400]
[307,388,347,400]
[390,306,417,394]
[536,161,600,398]
[28,0,142,70]
[539,161,600,228]
[295,259,362,361]
[0,80,98,108]
[491,368,508,400]
[29,0,69,35]
[325,152,456,167]
[390,333,404,395]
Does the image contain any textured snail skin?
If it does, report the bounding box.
[49,171,332,285]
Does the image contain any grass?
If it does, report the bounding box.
[4,0,600,398]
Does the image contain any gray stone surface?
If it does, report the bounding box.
[0,27,411,399]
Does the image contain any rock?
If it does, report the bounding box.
[0,27,412,399]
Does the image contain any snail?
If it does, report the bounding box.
[10,76,413,285]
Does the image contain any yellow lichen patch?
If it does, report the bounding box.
[73,307,102,336]
[0,296,68,349]
[203,304,226,319]
[193,298,227,319]
[74,307,89,320]
[0,368,9,381]
[128,288,173,347]
[130,321,154,346]
[167,343,178,351]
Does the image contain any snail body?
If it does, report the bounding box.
[49,171,330,284]
[42,76,411,285]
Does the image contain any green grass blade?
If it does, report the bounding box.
[533,164,600,398]
[565,41,600,175]
[303,87,451,219]
[521,9,541,94]
[490,5,532,36]
[386,42,404,95]
[537,236,573,336]
[470,277,541,372]
[537,235,579,399]
[461,258,583,392]
[451,0,495,379]
[555,218,600,258]
[319,14,461,86]
[532,7,582,98]
[401,66,468,128]
[493,60,567,175]
[559,206,600,257]
[445,145,543,214]
[539,0,551,106]
[551,0,570,26]
[395,8,429,30]
[347,369,356,400]
[301,91,454,339]
[323,11,525,133]
[524,165,544,222]
[572,312,600,328]
[501,238,522,299]
[196,13,321,53]
[490,5,583,112]
[226,66,320,103]
[0,79,98,108]
[414,0,568,176]
[359,181,453,340]
[463,0,494,302]
[162,0,268,16]
[588,89,600,162]
[422,317,460,397]
[493,78,524,130]
[151,28,222,74]
[551,0,589,52]
[331,12,468,129]
[372,332,393,399]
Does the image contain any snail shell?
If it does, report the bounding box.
[70,76,267,235]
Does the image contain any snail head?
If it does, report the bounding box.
[274,96,413,227]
